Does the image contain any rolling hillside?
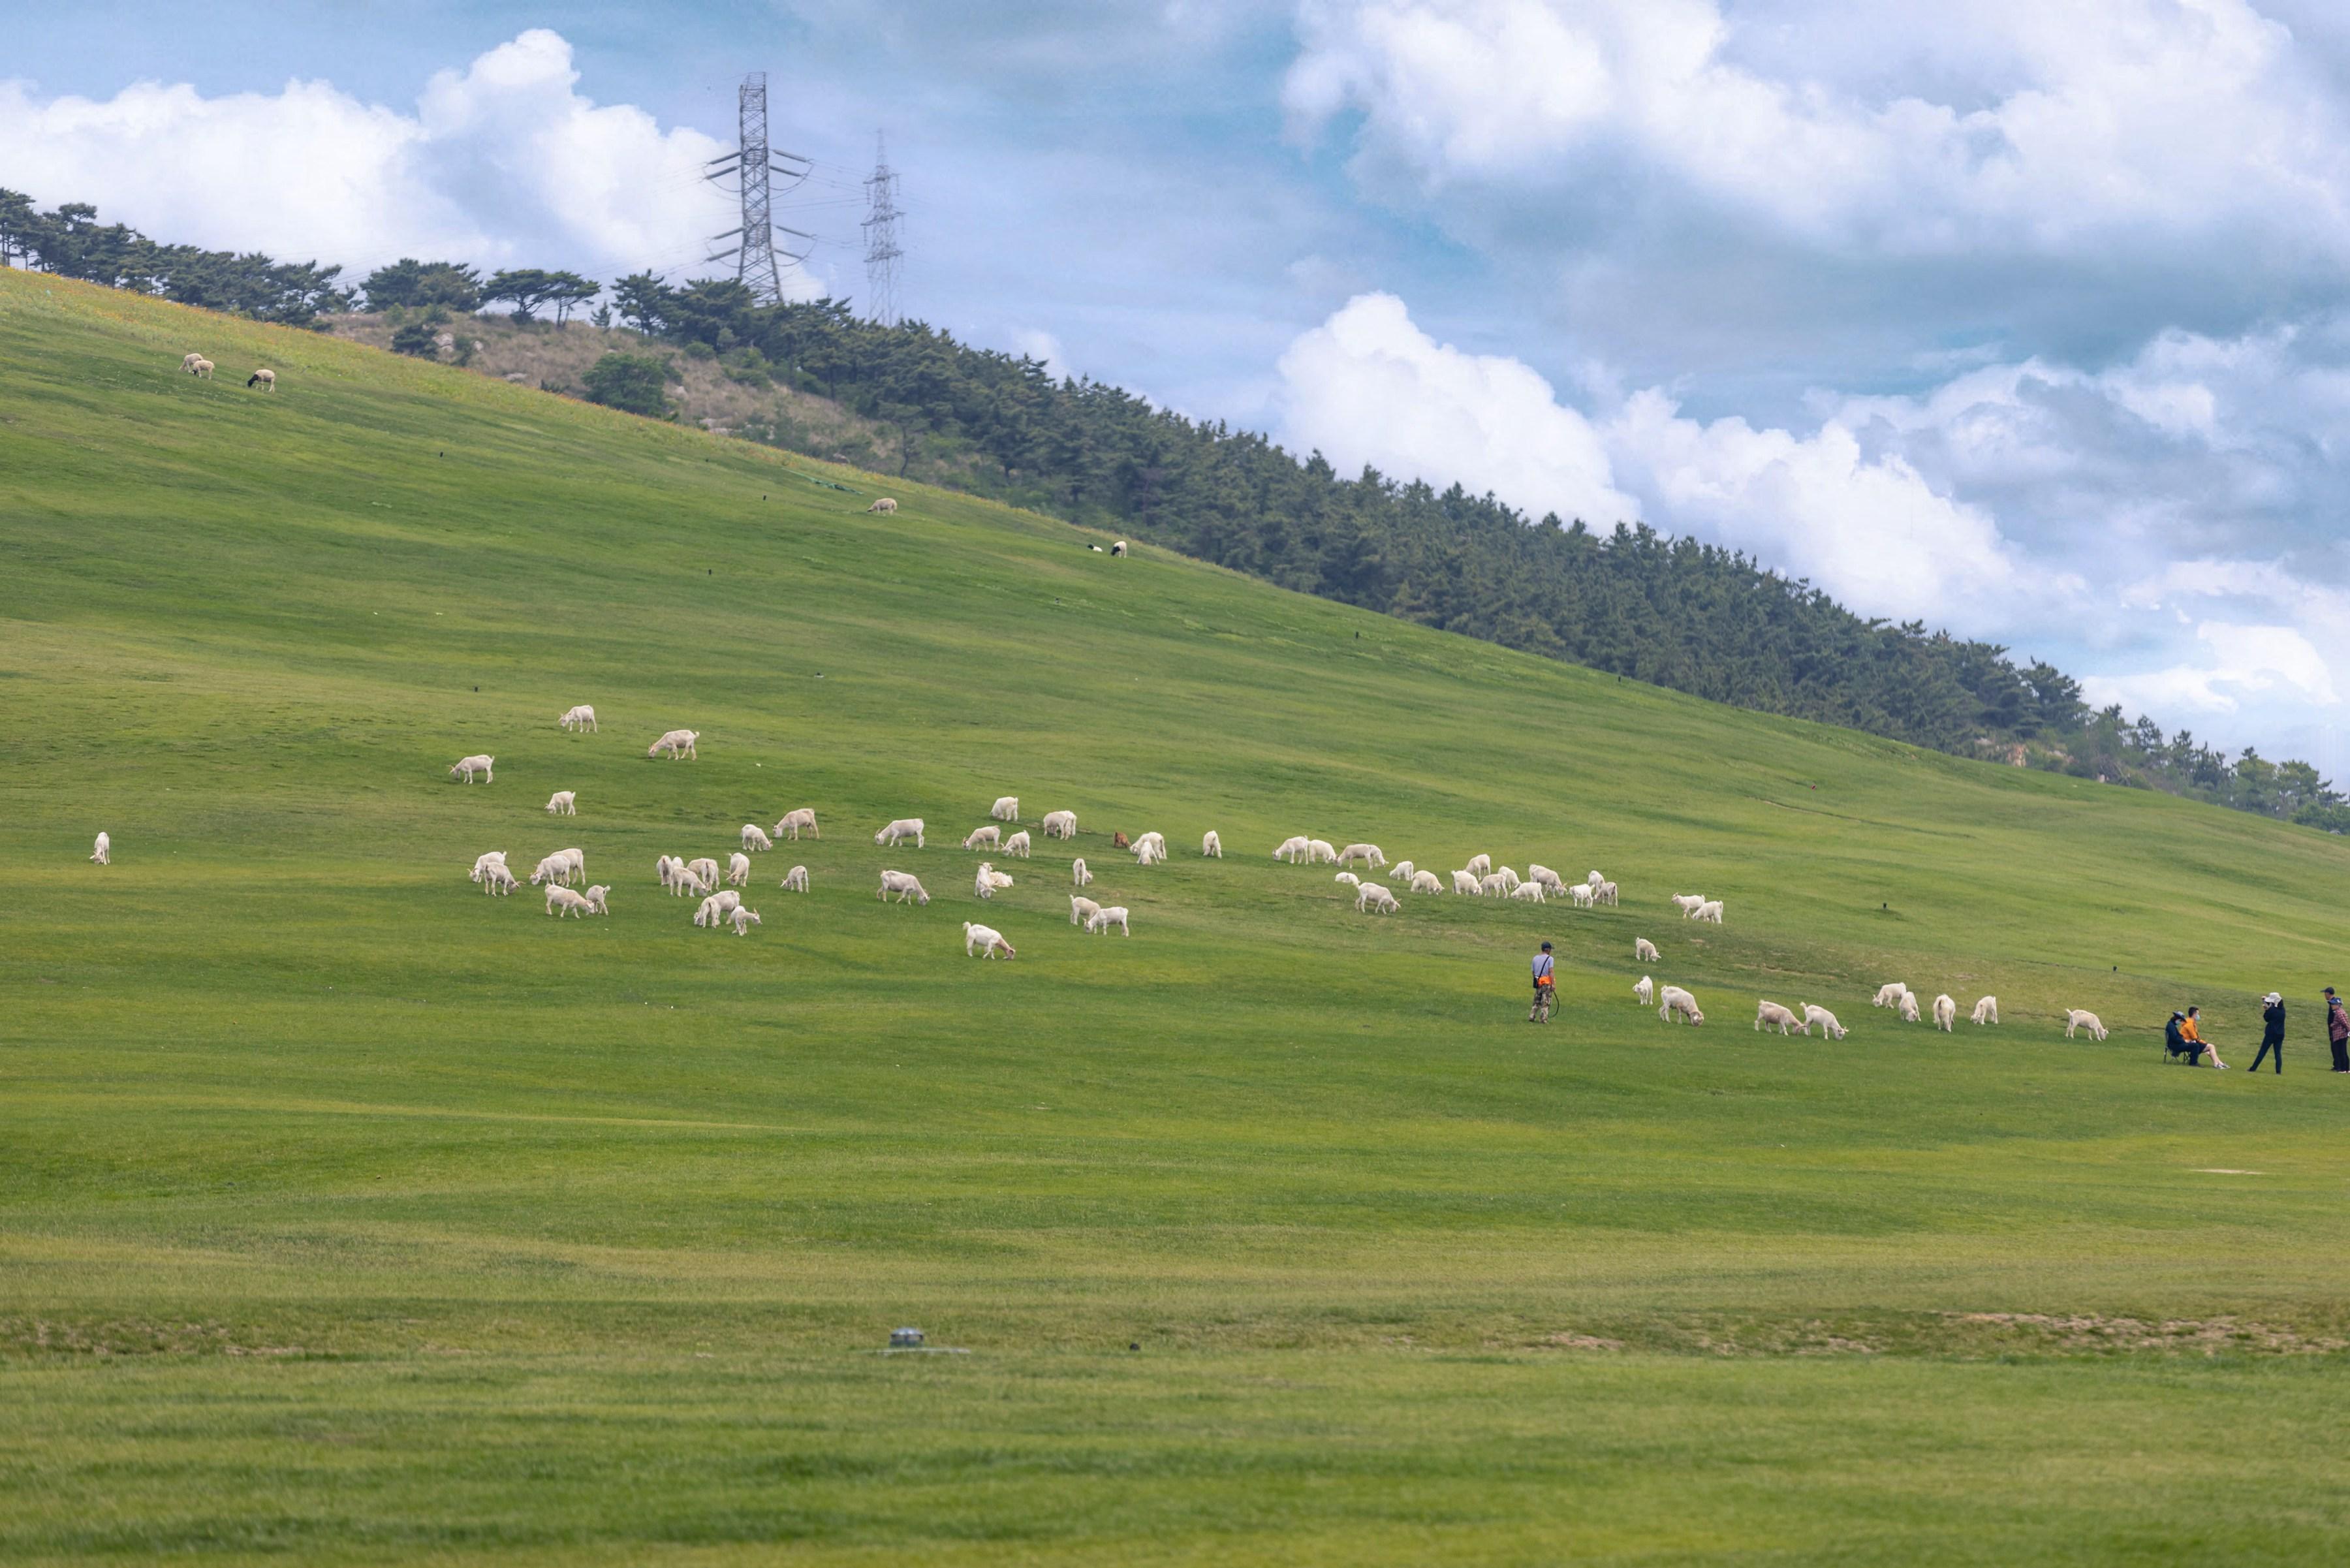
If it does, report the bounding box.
[5,268,2350,1566]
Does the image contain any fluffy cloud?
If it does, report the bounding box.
[0,31,740,283]
[1278,292,2043,623]
[1276,292,1634,527]
[1285,0,2350,260]
[2083,623,2341,716]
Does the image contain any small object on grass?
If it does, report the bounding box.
[890,1327,924,1348]
[1129,1342,1140,1352]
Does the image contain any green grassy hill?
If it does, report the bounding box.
[6,268,2350,1566]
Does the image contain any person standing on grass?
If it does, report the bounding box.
[2250,994,2286,1075]
[1529,941,1555,1022]
[2328,988,2349,1073]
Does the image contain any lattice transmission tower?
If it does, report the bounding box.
[704,71,811,305]
[862,131,904,326]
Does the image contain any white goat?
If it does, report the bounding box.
[1001,830,1032,859]
[1695,901,1723,924]
[1596,881,1620,907]
[1971,996,1999,1026]
[868,497,899,514]
[1042,811,1078,840]
[1274,836,1311,863]
[1452,870,1483,896]
[1337,843,1386,869]
[992,796,1020,823]
[1755,1000,1808,1036]
[1802,1004,1847,1039]
[1085,905,1131,936]
[1306,839,1338,864]
[559,704,597,732]
[1478,873,1509,897]
[1509,881,1546,903]
[879,870,930,905]
[685,856,719,891]
[1528,864,1563,892]
[181,352,205,373]
[1072,857,1092,887]
[546,885,593,918]
[962,824,1002,852]
[1587,870,1605,888]
[741,824,774,852]
[91,831,112,866]
[875,818,926,848]
[1409,870,1443,894]
[479,861,518,896]
[774,808,819,841]
[471,850,509,886]
[187,357,215,379]
[245,368,275,390]
[964,921,1016,958]
[727,853,752,888]
[545,791,577,815]
[781,865,809,892]
[2065,1009,2107,1041]
[1201,830,1223,858]
[1334,871,1360,888]
[1898,994,1922,1024]
[1357,883,1400,913]
[1070,895,1102,928]
[647,729,699,760]
[730,906,761,935]
[974,862,1013,899]
[1134,838,1166,866]
[1634,976,1655,1007]
[1670,894,1706,916]
[1465,854,1492,877]
[1495,866,1522,893]
[1873,982,1911,1009]
[1388,859,1417,883]
[1659,986,1705,1026]
[1635,938,1659,963]
[449,754,494,783]
[1933,994,1958,1032]
[582,885,610,915]
[1570,885,1597,909]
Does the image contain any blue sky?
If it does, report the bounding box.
[7,1,2349,772]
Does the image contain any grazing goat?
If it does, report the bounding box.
[1635,938,1659,963]
[730,906,762,935]
[545,791,577,815]
[181,352,205,373]
[685,856,719,890]
[2065,1009,2107,1041]
[1134,838,1166,865]
[1306,839,1338,865]
[1452,870,1483,896]
[992,796,1020,822]
[1872,982,1911,1009]
[1596,881,1620,907]
[878,870,930,905]
[781,865,809,892]
[1528,864,1563,892]
[1634,976,1655,1007]
[1337,843,1386,869]
[867,497,898,514]
[1072,857,1091,887]
[1465,854,1492,877]
[1802,1004,1846,1039]
[875,818,926,848]
[1495,866,1522,893]
[246,368,275,390]
[1274,836,1311,863]
[559,704,597,732]
[1002,830,1031,859]
[774,808,819,841]
[1971,996,1998,1026]
[1110,541,1127,557]
[1670,894,1706,915]
[648,729,699,760]
[1085,905,1131,936]
[1388,859,1417,883]
[742,824,774,852]
[1070,895,1102,927]
[1478,873,1509,898]
[1587,871,1605,888]
[1932,994,1958,1032]
[1334,871,1360,888]
[546,885,593,918]
[1570,885,1597,909]
[1509,881,1546,903]
[1042,811,1078,839]
[449,754,494,783]
[91,831,111,866]
[1898,993,1922,1024]
[582,885,610,915]
[187,357,215,379]
[962,824,1002,852]
[1695,900,1723,924]
[1201,830,1223,858]
[1357,883,1400,913]
[471,850,509,887]
[1756,1000,1808,1036]
[727,853,752,888]
[478,861,518,896]
[1658,986,1704,1026]
[964,921,1016,958]
[1409,870,1443,894]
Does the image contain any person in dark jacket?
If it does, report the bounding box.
[2328,988,2349,1074]
[2251,993,2286,1074]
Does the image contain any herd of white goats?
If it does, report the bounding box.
[90,703,2107,1037]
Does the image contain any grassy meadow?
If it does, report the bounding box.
[5,268,2350,1563]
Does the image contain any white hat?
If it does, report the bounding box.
[2264,992,2281,1004]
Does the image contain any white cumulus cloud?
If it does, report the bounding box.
[0,30,745,285]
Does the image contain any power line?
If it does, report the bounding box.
[704,71,813,306]
[862,129,904,327]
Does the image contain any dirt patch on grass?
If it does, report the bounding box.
[0,1317,316,1359]
[1943,1311,2347,1356]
